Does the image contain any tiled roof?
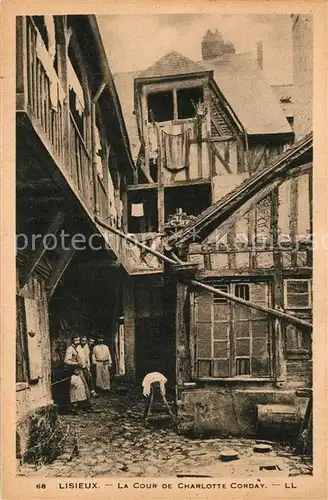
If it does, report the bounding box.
[201,54,292,135]
[114,51,293,164]
[138,51,204,79]
[168,132,313,249]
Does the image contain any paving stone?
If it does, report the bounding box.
[21,390,312,478]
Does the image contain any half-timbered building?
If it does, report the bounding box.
[16,14,135,460]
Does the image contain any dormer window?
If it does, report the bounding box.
[177,86,204,119]
[148,91,173,122]
[147,86,204,123]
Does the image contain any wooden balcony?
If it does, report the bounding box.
[16,16,96,210]
[16,16,130,270]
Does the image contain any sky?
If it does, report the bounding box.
[97,14,293,85]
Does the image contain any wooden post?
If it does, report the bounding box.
[274,317,287,384]
[16,16,28,110]
[47,247,76,299]
[271,187,286,380]
[122,273,136,381]
[157,124,164,232]
[290,177,299,267]
[141,86,150,180]
[20,211,66,288]
[175,281,191,386]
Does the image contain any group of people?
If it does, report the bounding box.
[64,335,112,413]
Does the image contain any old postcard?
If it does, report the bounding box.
[1,0,327,498]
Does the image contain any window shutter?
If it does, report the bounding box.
[24,298,43,381]
[213,301,230,377]
[195,291,212,377]
[250,283,270,376]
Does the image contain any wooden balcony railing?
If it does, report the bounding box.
[96,176,108,220]
[17,16,136,271]
[69,112,92,206]
[25,16,65,160]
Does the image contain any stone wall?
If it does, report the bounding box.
[16,272,55,462]
[177,386,307,438]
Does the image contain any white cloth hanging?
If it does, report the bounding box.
[44,16,56,62]
[142,372,167,397]
[131,203,144,217]
[35,34,59,110]
[67,58,85,114]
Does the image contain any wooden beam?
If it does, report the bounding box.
[157,124,164,232]
[122,273,136,381]
[290,177,298,267]
[139,163,154,184]
[95,216,312,331]
[47,247,76,299]
[141,87,150,179]
[210,141,232,174]
[203,179,281,244]
[127,182,159,191]
[20,211,66,287]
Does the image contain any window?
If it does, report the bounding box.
[128,189,158,233]
[284,279,311,309]
[148,91,174,122]
[164,184,211,223]
[195,282,271,379]
[147,85,205,123]
[177,87,203,119]
[234,284,250,301]
[213,285,229,304]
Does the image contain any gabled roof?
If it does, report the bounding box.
[138,51,205,79]
[114,51,292,157]
[168,132,313,249]
[202,54,292,135]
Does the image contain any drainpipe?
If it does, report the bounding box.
[91,82,107,214]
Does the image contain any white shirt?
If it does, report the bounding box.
[92,344,112,363]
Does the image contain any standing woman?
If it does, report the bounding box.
[92,336,112,393]
[64,335,91,411]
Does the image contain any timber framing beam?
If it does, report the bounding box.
[47,246,76,299]
[95,217,312,331]
[20,211,66,288]
[210,141,232,174]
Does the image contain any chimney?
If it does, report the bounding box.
[257,41,263,70]
[201,29,235,61]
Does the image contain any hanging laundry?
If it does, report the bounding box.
[131,203,144,217]
[44,16,56,62]
[67,58,85,116]
[142,372,167,397]
[162,128,190,171]
[35,34,59,111]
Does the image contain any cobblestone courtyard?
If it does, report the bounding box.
[19,386,312,478]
